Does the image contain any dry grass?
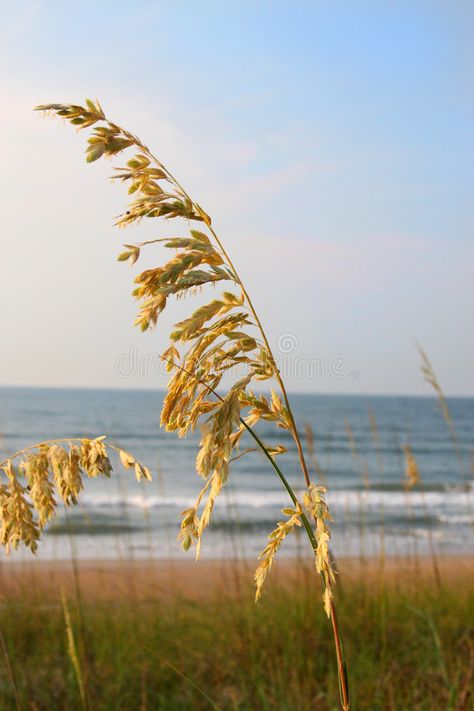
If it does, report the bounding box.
[0,557,472,710]
[0,439,151,553]
[0,102,466,711]
[34,100,327,563]
[32,99,348,705]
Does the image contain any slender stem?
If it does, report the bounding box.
[329,599,350,711]
[0,625,23,711]
[239,419,316,547]
[161,356,350,710]
[242,418,349,710]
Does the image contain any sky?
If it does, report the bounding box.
[0,1,473,395]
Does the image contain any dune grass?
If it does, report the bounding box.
[0,104,467,710]
[32,99,348,707]
[0,559,472,710]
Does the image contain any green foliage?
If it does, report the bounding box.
[0,568,471,710]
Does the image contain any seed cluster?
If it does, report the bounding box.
[34,100,336,608]
[303,484,335,617]
[0,438,151,553]
[254,504,303,601]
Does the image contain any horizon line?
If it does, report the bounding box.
[0,383,472,400]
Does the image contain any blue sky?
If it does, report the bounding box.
[0,1,473,394]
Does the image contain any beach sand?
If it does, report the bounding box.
[1,555,472,602]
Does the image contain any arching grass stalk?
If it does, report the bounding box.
[61,588,88,711]
[129,135,312,488]
[417,344,463,472]
[33,99,349,709]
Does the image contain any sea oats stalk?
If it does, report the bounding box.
[0,438,151,553]
[402,444,443,589]
[417,343,464,473]
[34,99,349,709]
[417,345,453,432]
[61,588,88,711]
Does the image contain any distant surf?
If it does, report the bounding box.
[1,386,472,560]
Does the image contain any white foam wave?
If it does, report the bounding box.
[437,514,473,524]
[77,487,474,516]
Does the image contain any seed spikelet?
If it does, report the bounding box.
[254,504,302,601]
[0,438,151,552]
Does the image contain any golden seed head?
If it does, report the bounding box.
[402,444,420,490]
[254,504,302,602]
[33,101,338,622]
[0,438,152,553]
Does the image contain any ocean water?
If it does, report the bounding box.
[0,386,472,561]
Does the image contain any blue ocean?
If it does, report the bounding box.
[0,387,472,561]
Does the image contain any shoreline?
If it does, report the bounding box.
[1,554,472,601]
